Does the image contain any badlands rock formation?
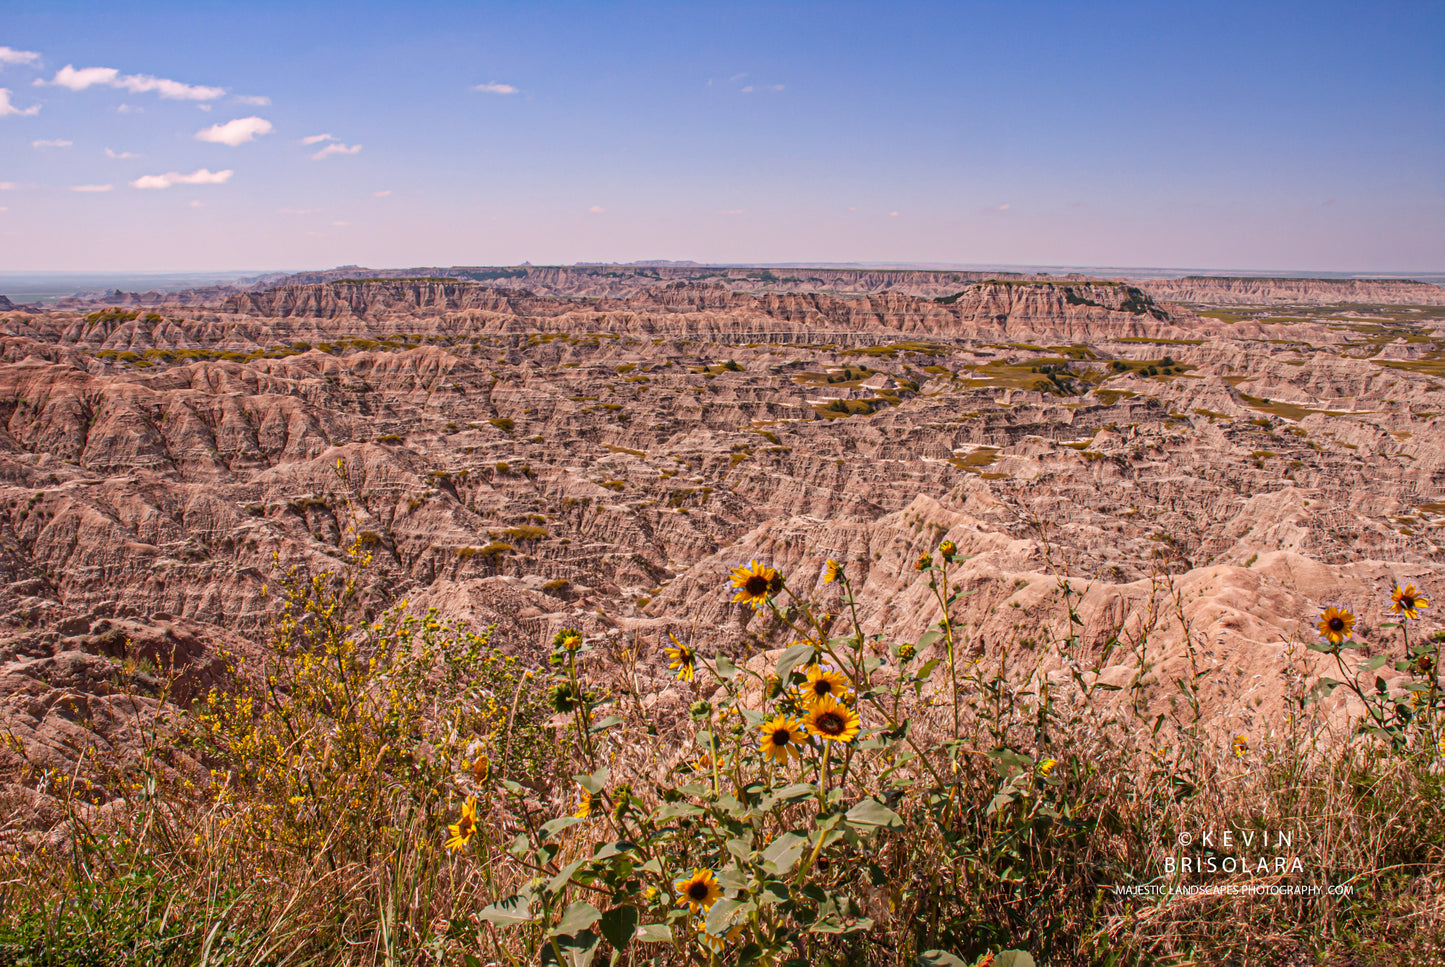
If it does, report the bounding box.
[1,267,1444,787]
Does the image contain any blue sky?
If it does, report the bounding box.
[1,1,1441,272]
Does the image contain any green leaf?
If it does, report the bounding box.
[1376,676,1389,694]
[715,655,740,680]
[588,715,623,734]
[776,643,816,681]
[655,801,704,821]
[761,831,810,874]
[705,897,751,936]
[549,859,587,895]
[1361,655,1389,671]
[845,797,902,830]
[597,905,638,952]
[725,837,753,863]
[463,955,484,967]
[553,900,602,937]
[916,951,968,966]
[767,782,817,805]
[591,840,637,861]
[717,866,751,891]
[995,952,1037,967]
[634,923,673,943]
[916,630,941,651]
[577,767,610,795]
[476,894,536,926]
[541,815,587,839]
[1306,641,1339,654]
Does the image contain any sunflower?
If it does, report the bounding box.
[1316,605,1356,645]
[1391,584,1430,621]
[702,924,745,952]
[444,797,478,851]
[675,868,722,913]
[1232,735,1249,758]
[823,558,843,583]
[797,664,852,707]
[759,714,805,765]
[664,634,696,682]
[573,791,592,818]
[1038,758,1058,776]
[804,694,861,744]
[730,560,778,609]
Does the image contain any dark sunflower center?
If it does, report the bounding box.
[812,682,831,695]
[1329,617,1345,632]
[688,882,710,900]
[817,713,844,733]
[772,729,791,744]
[1402,596,1416,609]
[744,575,770,595]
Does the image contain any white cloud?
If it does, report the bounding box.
[234,94,269,106]
[0,47,41,67]
[189,200,202,207]
[331,220,350,227]
[981,202,1010,213]
[300,132,334,145]
[116,103,137,113]
[0,88,40,116]
[588,205,606,214]
[44,65,118,90]
[105,147,138,159]
[31,138,71,149]
[196,115,273,146]
[373,190,391,197]
[311,142,360,160]
[740,83,784,94]
[42,64,223,100]
[729,72,748,82]
[889,211,900,217]
[473,82,518,94]
[130,167,233,189]
[70,184,112,192]
[0,182,14,190]
[740,86,753,93]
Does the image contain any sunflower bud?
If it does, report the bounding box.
[915,553,933,572]
[939,540,957,562]
[690,699,712,720]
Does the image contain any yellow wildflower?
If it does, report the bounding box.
[675,868,722,913]
[804,694,861,744]
[574,791,592,818]
[729,560,778,608]
[445,797,478,851]
[1232,735,1249,758]
[823,558,843,583]
[1038,758,1058,776]
[797,664,851,707]
[759,715,805,765]
[1391,584,1429,620]
[1316,605,1355,645]
[664,634,696,682]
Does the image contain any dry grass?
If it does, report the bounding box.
[2,546,1444,966]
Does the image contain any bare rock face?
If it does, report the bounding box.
[1138,276,1445,306]
[1,266,1444,781]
